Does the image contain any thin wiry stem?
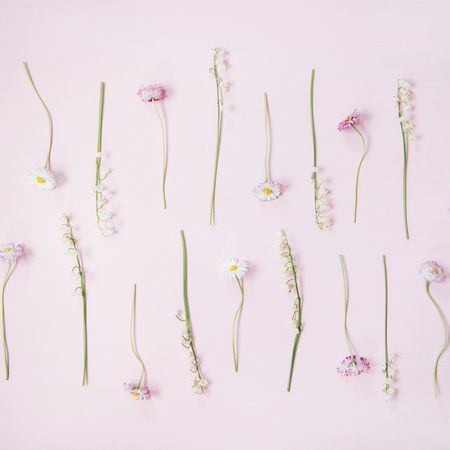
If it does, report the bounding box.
[339,255,354,356]
[130,284,146,389]
[263,92,271,182]
[153,101,168,209]
[382,255,389,377]
[232,276,245,372]
[1,263,12,380]
[351,125,368,223]
[397,99,410,239]
[95,82,106,235]
[310,68,320,226]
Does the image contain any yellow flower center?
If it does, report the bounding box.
[229,265,238,271]
[263,187,273,195]
[36,176,47,184]
[4,248,12,252]
[131,391,140,397]
[433,267,440,273]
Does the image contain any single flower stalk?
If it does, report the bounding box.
[0,243,24,380]
[138,84,169,209]
[337,255,370,377]
[178,231,208,393]
[338,110,368,223]
[396,80,415,240]
[279,230,303,392]
[23,62,56,190]
[310,69,332,230]
[209,48,229,225]
[95,82,114,237]
[419,261,448,396]
[61,215,88,386]
[124,284,151,400]
[223,258,249,372]
[253,93,282,201]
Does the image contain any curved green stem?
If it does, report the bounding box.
[382,255,389,377]
[22,62,53,170]
[425,281,449,396]
[130,284,146,389]
[263,92,271,182]
[232,276,245,372]
[153,101,168,209]
[1,263,12,380]
[339,255,354,356]
[397,101,410,240]
[95,82,105,232]
[351,125,367,223]
[310,69,319,226]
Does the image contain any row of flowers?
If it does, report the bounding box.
[22,54,414,238]
[1,233,447,400]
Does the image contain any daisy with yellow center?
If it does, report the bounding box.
[223,258,249,371]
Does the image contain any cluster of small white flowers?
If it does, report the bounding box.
[312,168,332,230]
[209,48,229,110]
[176,310,208,394]
[381,355,396,400]
[396,80,415,140]
[95,152,114,237]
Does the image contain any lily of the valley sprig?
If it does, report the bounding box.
[338,110,368,223]
[310,69,331,230]
[253,93,282,201]
[381,255,396,400]
[138,84,169,209]
[61,214,88,386]
[177,230,208,393]
[337,255,370,377]
[279,230,303,392]
[223,258,249,372]
[209,48,229,225]
[395,80,415,240]
[0,243,24,380]
[123,284,151,400]
[419,261,449,396]
[95,82,114,237]
[23,62,56,190]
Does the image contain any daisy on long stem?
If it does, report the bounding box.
[0,243,24,380]
[223,258,248,372]
[23,62,56,190]
[337,255,370,377]
[419,261,448,396]
[338,110,368,223]
[61,215,88,386]
[209,48,228,225]
[253,93,282,201]
[279,230,303,392]
[123,284,151,400]
[138,84,168,208]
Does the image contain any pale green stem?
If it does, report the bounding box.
[397,100,410,240]
[263,92,271,182]
[382,255,389,377]
[22,62,53,170]
[310,69,319,226]
[153,101,168,209]
[351,125,368,223]
[130,284,146,389]
[232,276,245,372]
[425,281,449,397]
[339,255,354,356]
[1,263,12,380]
[95,82,105,232]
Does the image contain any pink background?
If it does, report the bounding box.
[1,0,450,448]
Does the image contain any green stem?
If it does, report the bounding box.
[263,92,271,182]
[351,125,367,223]
[130,284,146,389]
[1,263,12,380]
[153,101,168,209]
[22,62,53,170]
[310,69,320,226]
[425,281,449,396]
[382,255,389,377]
[232,277,245,372]
[397,100,410,240]
[81,277,87,386]
[339,255,354,356]
[95,82,105,231]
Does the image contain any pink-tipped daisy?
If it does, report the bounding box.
[0,244,24,264]
[337,355,370,376]
[253,180,282,201]
[123,383,151,400]
[419,261,446,283]
[337,110,361,131]
[137,84,167,103]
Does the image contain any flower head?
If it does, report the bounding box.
[27,167,56,190]
[137,84,167,103]
[381,355,396,400]
[253,180,282,201]
[0,243,24,264]
[222,258,248,280]
[419,261,446,283]
[337,355,370,376]
[337,110,361,131]
[123,383,151,400]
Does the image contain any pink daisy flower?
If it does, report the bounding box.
[123,382,151,400]
[419,261,446,283]
[0,244,24,264]
[137,84,167,103]
[337,355,370,376]
[337,110,361,131]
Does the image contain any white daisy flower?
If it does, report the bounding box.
[222,258,248,280]
[27,167,56,190]
[253,180,282,201]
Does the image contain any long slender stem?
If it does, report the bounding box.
[397,101,410,240]
[425,281,449,396]
[95,82,105,231]
[153,101,168,209]
[382,255,389,377]
[75,249,88,386]
[263,92,271,182]
[339,255,354,356]
[351,125,368,223]
[232,277,245,372]
[22,62,53,170]
[130,284,146,389]
[1,263,12,380]
[310,69,320,226]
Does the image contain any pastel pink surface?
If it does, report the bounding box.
[1,0,450,449]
